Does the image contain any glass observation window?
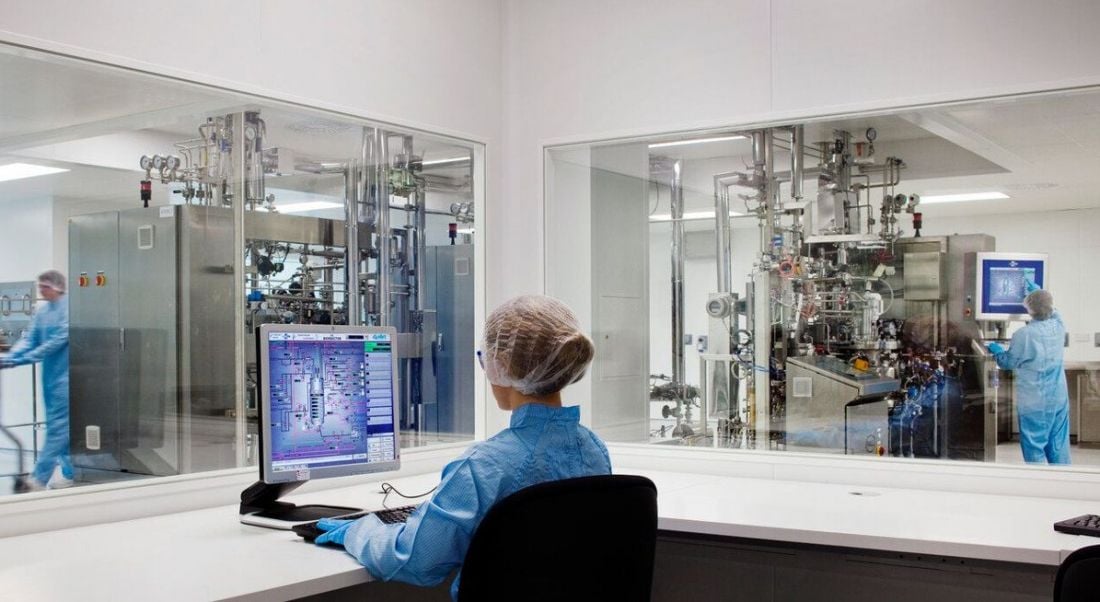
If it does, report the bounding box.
[546,88,1100,470]
[0,43,481,497]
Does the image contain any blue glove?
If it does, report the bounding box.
[987,342,1006,355]
[313,518,354,546]
[1024,279,1040,294]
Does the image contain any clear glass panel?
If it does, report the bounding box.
[546,88,1100,469]
[0,44,479,496]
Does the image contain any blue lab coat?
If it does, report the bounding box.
[3,295,72,483]
[993,311,1070,464]
[342,403,612,600]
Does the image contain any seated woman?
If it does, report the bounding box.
[314,294,611,598]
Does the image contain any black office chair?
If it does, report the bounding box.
[457,474,658,602]
[1055,544,1100,601]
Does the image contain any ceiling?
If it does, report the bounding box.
[0,46,475,216]
[571,88,1100,228]
[2,44,1100,225]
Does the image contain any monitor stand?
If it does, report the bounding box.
[239,480,362,530]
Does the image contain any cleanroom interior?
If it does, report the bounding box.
[547,90,1100,466]
[0,46,481,495]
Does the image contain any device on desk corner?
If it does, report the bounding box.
[1054,514,1100,537]
[293,504,418,544]
[239,324,401,530]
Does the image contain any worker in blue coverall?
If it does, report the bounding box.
[987,281,1070,464]
[0,270,73,489]
[313,295,612,600]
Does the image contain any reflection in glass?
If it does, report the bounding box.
[546,89,1100,470]
[0,44,479,496]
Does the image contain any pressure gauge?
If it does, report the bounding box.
[166,155,180,170]
[706,295,733,318]
[152,155,166,170]
[139,155,153,171]
[865,127,877,142]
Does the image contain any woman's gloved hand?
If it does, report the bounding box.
[1024,279,1041,294]
[314,518,354,546]
[987,342,1006,355]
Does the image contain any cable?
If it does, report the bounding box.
[380,482,438,509]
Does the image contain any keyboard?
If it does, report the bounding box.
[293,505,418,544]
[1054,514,1100,537]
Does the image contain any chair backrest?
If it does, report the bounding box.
[457,474,658,602]
[1055,544,1100,601]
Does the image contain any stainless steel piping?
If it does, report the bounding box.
[414,186,427,312]
[713,174,732,294]
[669,158,687,402]
[791,125,804,202]
[344,162,360,325]
[230,112,247,468]
[374,128,391,326]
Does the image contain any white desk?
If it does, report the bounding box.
[0,473,439,602]
[643,470,1097,566]
[0,469,1095,601]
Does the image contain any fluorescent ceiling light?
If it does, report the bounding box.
[275,201,344,214]
[648,135,746,149]
[422,156,471,166]
[920,192,1009,204]
[0,162,68,183]
[649,210,742,222]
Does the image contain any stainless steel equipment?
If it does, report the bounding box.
[420,244,476,437]
[785,356,898,454]
[69,206,236,475]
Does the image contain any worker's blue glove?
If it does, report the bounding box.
[987,342,1006,355]
[1024,279,1041,294]
[313,517,354,546]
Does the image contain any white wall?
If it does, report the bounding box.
[0,0,503,296]
[0,0,504,435]
[507,0,1100,428]
[7,1,1100,431]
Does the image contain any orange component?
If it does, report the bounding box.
[853,358,870,372]
[95,272,107,287]
[78,273,89,287]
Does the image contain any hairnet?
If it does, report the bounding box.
[1024,289,1053,320]
[482,295,595,396]
[37,269,66,293]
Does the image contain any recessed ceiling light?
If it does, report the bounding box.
[648,135,746,149]
[422,156,471,166]
[1003,182,1058,191]
[649,210,742,222]
[920,192,1009,204]
[275,201,344,214]
[284,118,354,135]
[0,163,69,183]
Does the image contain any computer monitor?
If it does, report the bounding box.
[257,324,401,485]
[975,252,1048,321]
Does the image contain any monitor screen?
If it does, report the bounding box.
[258,324,400,484]
[975,252,1047,321]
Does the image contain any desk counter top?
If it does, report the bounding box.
[0,468,1096,600]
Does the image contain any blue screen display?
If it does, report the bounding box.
[266,331,396,475]
[980,258,1045,317]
